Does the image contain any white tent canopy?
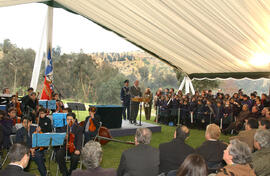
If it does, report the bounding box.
[1,0,270,78]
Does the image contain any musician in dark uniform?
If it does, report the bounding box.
[15,117,47,176]
[21,92,38,123]
[130,80,142,124]
[56,112,83,176]
[83,106,100,143]
[120,80,130,121]
[37,107,52,133]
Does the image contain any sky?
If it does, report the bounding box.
[0,3,140,54]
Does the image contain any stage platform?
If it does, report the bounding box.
[109,120,162,137]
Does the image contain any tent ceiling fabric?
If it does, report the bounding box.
[1,0,270,78]
[0,0,46,7]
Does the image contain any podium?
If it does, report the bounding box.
[131,97,150,126]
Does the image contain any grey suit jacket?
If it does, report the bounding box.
[130,86,142,104]
[117,144,159,176]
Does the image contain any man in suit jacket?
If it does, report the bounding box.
[16,117,47,176]
[0,143,34,176]
[83,106,101,143]
[56,112,83,176]
[230,118,258,151]
[196,124,227,173]
[72,141,116,176]
[159,125,194,174]
[117,128,159,176]
[129,80,142,124]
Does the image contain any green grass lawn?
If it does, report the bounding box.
[2,106,230,175]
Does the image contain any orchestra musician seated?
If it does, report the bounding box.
[83,106,100,143]
[0,143,34,176]
[0,110,13,149]
[37,107,52,133]
[56,112,83,176]
[21,92,38,123]
[7,107,21,126]
[15,117,47,176]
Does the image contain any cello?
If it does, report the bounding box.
[79,121,134,145]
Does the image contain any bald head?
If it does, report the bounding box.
[134,80,139,87]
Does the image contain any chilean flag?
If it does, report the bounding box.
[41,48,53,100]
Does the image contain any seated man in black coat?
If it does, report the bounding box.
[16,117,47,176]
[159,125,194,174]
[196,124,227,173]
[56,112,83,176]
[117,127,159,176]
[0,143,34,176]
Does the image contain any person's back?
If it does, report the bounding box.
[0,143,34,176]
[159,125,194,173]
[117,128,159,176]
[251,129,270,176]
[196,140,227,168]
[120,144,159,176]
[196,124,227,173]
[71,141,116,176]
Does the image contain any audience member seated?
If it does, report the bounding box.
[16,117,47,176]
[167,154,207,176]
[251,129,270,176]
[159,125,194,174]
[230,118,258,151]
[222,104,250,134]
[249,106,261,119]
[0,143,34,176]
[196,124,227,173]
[258,118,270,130]
[117,128,159,176]
[216,139,255,176]
[71,141,116,176]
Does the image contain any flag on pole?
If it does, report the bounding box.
[41,48,53,100]
[41,6,54,100]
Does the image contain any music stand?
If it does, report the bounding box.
[67,102,86,121]
[32,133,66,176]
[39,100,56,110]
[52,113,67,128]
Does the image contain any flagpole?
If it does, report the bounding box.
[40,6,54,100]
[30,10,47,91]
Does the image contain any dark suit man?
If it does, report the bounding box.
[120,80,130,120]
[0,143,34,176]
[83,106,100,143]
[196,124,227,173]
[117,128,159,176]
[56,112,83,176]
[159,125,194,174]
[16,118,47,176]
[129,80,142,124]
